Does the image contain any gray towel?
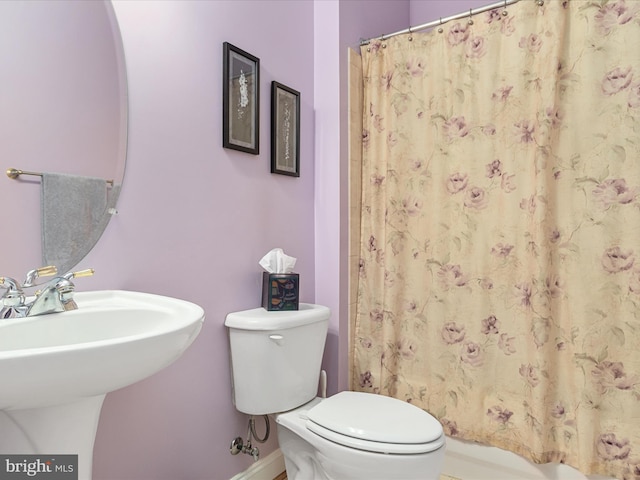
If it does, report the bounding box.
[41,173,119,275]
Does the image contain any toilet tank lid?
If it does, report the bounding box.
[224,303,330,330]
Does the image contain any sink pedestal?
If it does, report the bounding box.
[0,395,105,480]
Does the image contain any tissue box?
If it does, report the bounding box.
[262,272,299,311]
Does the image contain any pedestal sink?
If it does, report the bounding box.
[0,290,205,479]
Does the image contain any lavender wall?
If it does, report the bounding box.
[314,0,343,396]
[85,1,316,478]
[411,0,492,24]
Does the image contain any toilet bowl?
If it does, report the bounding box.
[224,304,445,480]
[276,394,445,480]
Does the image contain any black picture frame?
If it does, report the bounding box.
[223,42,259,154]
[271,81,300,177]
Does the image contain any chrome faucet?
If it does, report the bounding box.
[27,269,94,317]
[0,267,94,318]
[0,276,27,319]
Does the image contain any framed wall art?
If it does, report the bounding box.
[223,42,259,154]
[270,81,300,177]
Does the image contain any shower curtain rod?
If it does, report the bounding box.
[360,0,523,46]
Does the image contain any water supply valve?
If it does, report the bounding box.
[229,436,259,461]
[230,437,243,455]
[229,415,269,461]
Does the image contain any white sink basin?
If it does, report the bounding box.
[0,290,205,410]
[0,290,204,478]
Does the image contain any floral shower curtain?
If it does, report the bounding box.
[352,0,640,478]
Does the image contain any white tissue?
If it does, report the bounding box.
[259,248,297,274]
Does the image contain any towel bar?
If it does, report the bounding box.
[6,168,114,186]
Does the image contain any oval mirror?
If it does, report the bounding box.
[0,0,127,283]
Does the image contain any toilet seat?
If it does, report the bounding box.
[305,391,445,455]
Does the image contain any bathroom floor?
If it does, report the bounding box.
[274,473,461,480]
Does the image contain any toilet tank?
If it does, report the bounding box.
[224,303,330,415]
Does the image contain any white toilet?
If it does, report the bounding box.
[224,303,445,480]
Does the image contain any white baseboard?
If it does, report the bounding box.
[229,449,285,480]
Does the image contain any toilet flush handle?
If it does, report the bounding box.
[269,334,284,346]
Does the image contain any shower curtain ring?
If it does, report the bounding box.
[502,0,509,15]
[437,17,444,33]
[408,26,413,41]
[468,8,474,25]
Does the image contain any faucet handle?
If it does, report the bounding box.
[63,268,95,280]
[23,265,58,288]
[56,268,95,296]
[0,276,22,293]
[0,277,16,289]
[54,269,93,312]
